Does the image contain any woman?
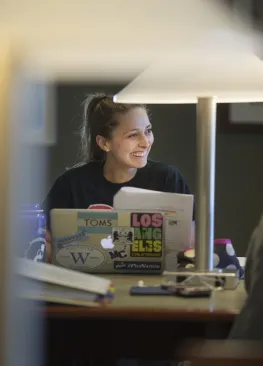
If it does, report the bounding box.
[43,93,194,262]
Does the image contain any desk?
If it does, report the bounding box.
[43,275,246,365]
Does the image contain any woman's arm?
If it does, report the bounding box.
[190,220,195,248]
[46,229,52,263]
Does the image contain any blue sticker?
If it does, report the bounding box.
[55,231,89,248]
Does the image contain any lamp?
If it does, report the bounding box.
[113,51,263,288]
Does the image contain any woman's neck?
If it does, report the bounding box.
[103,159,137,183]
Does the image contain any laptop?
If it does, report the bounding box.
[50,209,164,274]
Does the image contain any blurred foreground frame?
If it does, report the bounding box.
[0,41,14,366]
[178,339,263,365]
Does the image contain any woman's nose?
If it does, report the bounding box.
[138,135,150,148]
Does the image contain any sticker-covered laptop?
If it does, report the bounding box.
[50,209,164,274]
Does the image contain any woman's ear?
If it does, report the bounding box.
[96,135,110,152]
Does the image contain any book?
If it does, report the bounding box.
[15,258,113,307]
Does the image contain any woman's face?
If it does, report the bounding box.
[105,107,154,169]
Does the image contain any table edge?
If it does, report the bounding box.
[42,305,240,321]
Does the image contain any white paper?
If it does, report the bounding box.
[114,187,193,212]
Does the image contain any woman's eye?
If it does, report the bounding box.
[128,133,137,138]
[146,128,152,134]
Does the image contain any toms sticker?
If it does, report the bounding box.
[54,244,105,270]
[77,211,118,234]
[114,261,161,271]
[112,227,134,245]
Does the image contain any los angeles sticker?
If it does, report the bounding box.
[130,213,163,257]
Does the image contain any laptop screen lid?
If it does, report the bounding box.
[50,209,164,273]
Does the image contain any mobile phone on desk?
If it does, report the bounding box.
[130,286,177,296]
[175,286,212,298]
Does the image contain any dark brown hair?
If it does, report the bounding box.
[79,93,147,162]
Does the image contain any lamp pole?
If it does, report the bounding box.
[195,97,217,271]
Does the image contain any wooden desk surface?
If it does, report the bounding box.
[45,275,246,321]
[43,276,247,362]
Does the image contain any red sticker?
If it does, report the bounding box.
[87,204,113,210]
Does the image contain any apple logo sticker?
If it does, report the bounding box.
[101,235,114,249]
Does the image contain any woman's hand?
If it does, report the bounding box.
[190,221,195,248]
[46,230,52,263]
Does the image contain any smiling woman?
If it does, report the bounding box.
[42,93,194,262]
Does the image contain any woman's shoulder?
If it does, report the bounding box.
[60,161,101,181]
[143,159,190,194]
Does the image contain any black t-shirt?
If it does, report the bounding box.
[43,160,194,229]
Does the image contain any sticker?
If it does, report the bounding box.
[168,219,179,226]
[25,237,46,262]
[100,235,114,249]
[77,211,118,234]
[130,213,163,258]
[88,204,113,210]
[108,246,128,260]
[37,227,46,235]
[54,244,105,270]
[54,231,89,248]
[112,227,134,245]
[114,261,161,271]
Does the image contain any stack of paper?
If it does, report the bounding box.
[15,258,113,307]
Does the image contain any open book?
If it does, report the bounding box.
[15,258,113,307]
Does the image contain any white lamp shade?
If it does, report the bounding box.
[113,52,263,104]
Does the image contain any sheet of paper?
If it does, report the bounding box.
[114,186,193,212]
